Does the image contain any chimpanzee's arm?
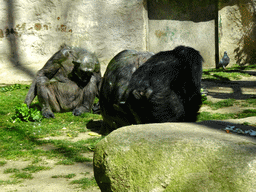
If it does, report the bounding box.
[73,75,98,116]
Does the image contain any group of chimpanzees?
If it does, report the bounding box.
[25,45,204,132]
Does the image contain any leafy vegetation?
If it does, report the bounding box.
[0,83,103,189]
[10,103,43,122]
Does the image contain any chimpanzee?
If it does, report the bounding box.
[99,50,154,131]
[121,45,204,124]
[24,46,101,118]
[101,46,203,131]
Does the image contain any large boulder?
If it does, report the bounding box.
[93,122,256,192]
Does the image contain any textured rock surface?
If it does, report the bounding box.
[93,122,256,192]
[1,0,255,83]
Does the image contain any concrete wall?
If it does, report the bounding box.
[147,0,216,68]
[0,0,255,84]
[219,0,256,65]
[0,0,148,84]
[148,20,215,69]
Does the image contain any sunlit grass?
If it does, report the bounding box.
[203,98,237,110]
[0,84,103,163]
[70,177,98,189]
[202,64,256,81]
[198,109,256,122]
[0,69,255,190]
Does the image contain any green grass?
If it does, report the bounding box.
[11,172,33,180]
[202,64,256,81]
[198,109,256,122]
[4,168,20,174]
[52,173,76,179]
[70,177,98,189]
[203,98,237,110]
[0,74,255,190]
[0,161,7,166]
[22,165,51,173]
[0,84,103,189]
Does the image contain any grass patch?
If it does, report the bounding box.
[4,168,20,174]
[203,99,236,110]
[0,84,103,162]
[0,71,255,190]
[22,165,51,173]
[0,160,7,166]
[198,109,256,122]
[70,177,98,189]
[52,173,76,179]
[0,179,21,185]
[11,172,33,180]
[202,64,256,81]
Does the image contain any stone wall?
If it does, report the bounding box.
[0,0,255,84]
[219,0,256,65]
[0,0,148,83]
[147,0,216,68]
[148,20,215,69]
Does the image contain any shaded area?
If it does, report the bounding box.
[220,0,256,65]
[6,0,34,78]
[202,79,256,99]
[147,0,217,22]
[86,120,102,134]
[198,120,256,142]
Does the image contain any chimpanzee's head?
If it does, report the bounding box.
[71,47,100,79]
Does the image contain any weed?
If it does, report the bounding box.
[0,84,22,92]
[10,103,43,123]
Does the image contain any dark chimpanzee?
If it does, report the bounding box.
[101,46,203,131]
[99,50,154,131]
[25,46,101,118]
[121,45,204,124]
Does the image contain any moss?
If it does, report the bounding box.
[94,135,256,191]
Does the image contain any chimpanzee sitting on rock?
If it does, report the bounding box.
[99,50,154,131]
[100,46,203,131]
[25,46,101,118]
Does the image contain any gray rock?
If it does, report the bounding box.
[93,122,256,192]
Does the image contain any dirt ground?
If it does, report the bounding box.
[1,70,256,192]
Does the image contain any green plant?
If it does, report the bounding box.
[201,88,207,102]
[10,103,43,122]
[0,84,22,92]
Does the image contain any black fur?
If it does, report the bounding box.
[122,45,203,124]
[99,50,154,131]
